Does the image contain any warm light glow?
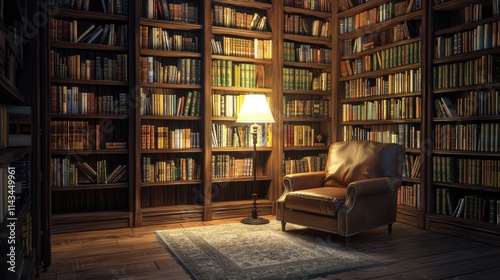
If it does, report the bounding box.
[236,94,275,123]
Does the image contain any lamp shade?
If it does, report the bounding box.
[236,94,275,123]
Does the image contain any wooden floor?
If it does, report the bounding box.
[38,215,500,280]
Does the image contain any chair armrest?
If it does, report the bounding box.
[347,177,402,198]
[282,171,326,192]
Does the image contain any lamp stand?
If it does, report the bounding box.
[241,124,269,225]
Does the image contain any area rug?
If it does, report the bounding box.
[155,220,383,279]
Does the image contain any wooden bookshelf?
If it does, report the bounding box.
[44,0,134,235]
[0,0,41,278]
[334,0,427,228]
[426,0,500,245]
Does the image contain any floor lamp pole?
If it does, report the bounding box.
[241,124,269,225]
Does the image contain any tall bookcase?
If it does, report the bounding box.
[0,0,41,278]
[334,0,427,228]
[44,0,134,233]
[206,0,277,220]
[135,0,205,226]
[279,1,334,178]
[426,0,500,245]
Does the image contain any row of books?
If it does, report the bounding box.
[435,21,500,59]
[283,124,320,147]
[398,183,420,208]
[211,36,272,60]
[140,56,201,85]
[211,123,272,148]
[344,68,421,98]
[433,157,500,188]
[443,3,495,25]
[50,19,127,46]
[341,21,421,56]
[142,0,198,23]
[142,156,200,182]
[438,90,500,118]
[213,5,268,31]
[283,42,331,65]
[49,50,128,81]
[282,68,313,91]
[140,89,200,116]
[345,0,420,33]
[55,0,128,15]
[283,13,330,38]
[50,158,126,186]
[433,55,500,89]
[283,154,327,175]
[340,41,421,77]
[341,96,422,121]
[342,124,421,149]
[211,155,253,179]
[141,126,200,149]
[211,93,245,117]
[284,0,331,12]
[404,154,421,178]
[435,187,500,224]
[0,105,32,149]
[211,60,265,88]
[50,121,126,151]
[140,27,199,52]
[434,123,500,152]
[283,98,330,118]
[50,86,127,115]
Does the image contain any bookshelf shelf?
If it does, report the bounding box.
[341,119,421,125]
[50,41,128,52]
[140,148,203,153]
[403,177,421,183]
[211,176,273,183]
[0,146,31,165]
[210,86,272,92]
[51,113,129,119]
[50,79,128,86]
[140,180,203,187]
[284,117,331,122]
[282,89,331,95]
[433,14,500,36]
[432,182,500,193]
[51,183,129,191]
[432,47,500,65]
[341,37,422,60]
[283,61,331,70]
[51,149,129,155]
[211,26,273,40]
[283,6,332,18]
[50,9,128,22]
[139,19,203,30]
[339,63,422,81]
[282,34,331,46]
[433,115,500,122]
[140,115,202,121]
[432,150,500,157]
[433,0,485,11]
[337,0,391,18]
[211,55,273,65]
[283,146,329,152]
[432,83,500,94]
[340,92,422,103]
[214,0,272,10]
[0,76,25,104]
[212,147,273,152]
[140,49,202,58]
[140,83,201,89]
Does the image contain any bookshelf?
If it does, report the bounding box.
[0,0,40,279]
[334,0,426,228]
[135,0,204,226]
[280,1,334,178]
[426,0,500,246]
[45,1,134,233]
[206,0,276,220]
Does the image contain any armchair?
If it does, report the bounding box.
[277,140,405,243]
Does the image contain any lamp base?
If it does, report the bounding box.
[241,216,270,225]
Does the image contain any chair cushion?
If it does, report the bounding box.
[284,187,346,217]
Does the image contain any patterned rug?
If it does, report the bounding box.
[155,220,383,279]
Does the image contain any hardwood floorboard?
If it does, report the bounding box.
[39,216,500,280]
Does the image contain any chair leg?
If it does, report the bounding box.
[344,236,350,245]
[281,221,286,231]
[388,223,393,234]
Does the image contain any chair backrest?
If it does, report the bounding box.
[324,140,405,187]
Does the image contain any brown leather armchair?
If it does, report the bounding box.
[277,140,405,243]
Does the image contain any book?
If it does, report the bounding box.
[77,25,95,42]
